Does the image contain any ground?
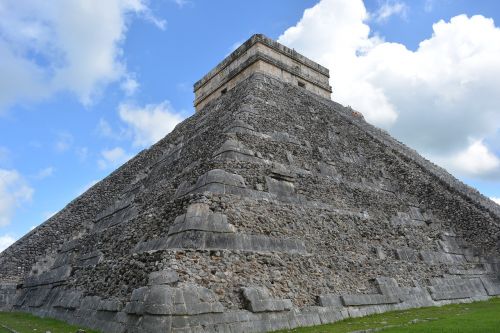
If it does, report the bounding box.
[0,312,100,333]
[1,298,500,332]
[274,297,500,332]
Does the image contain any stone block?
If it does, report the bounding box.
[341,293,400,306]
[80,296,102,310]
[317,294,343,307]
[148,269,179,285]
[144,285,174,315]
[168,210,236,236]
[420,251,466,265]
[266,176,295,197]
[54,290,83,309]
[24,265,72,287]
[99,298,123,312]
[242,287,293,313]
[429,277,487,300]
[480,277,500,296]
[395,248,420,262]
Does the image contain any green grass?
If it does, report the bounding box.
[275,297,500,333]
[0,312,100,333]
[1,299,499,333]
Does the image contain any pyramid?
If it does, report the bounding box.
[1,34,500,333]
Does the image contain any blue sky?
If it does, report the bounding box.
[1,0,500,251]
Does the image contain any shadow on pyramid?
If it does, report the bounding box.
[1,34,499,333]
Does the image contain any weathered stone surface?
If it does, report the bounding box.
[242,287,293,313]
[148,270,179,286]
[341,294,400,306]
[1,34,500,333]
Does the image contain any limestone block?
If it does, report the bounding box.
[429,277,487,300]
[420,251,467,265]
[395,248,420,262]
[52,252,75,268]
[139,284,224,316]
[480,276,500,295]
[205,169,246,188]
[59,239,80,253]
[76,251,103,267]
[148,269,179,285]
[80,296,102,310]
[270,132,301,145]
[0,283,17,310]
[265,177,295,197]
[168,204,236,236]
[175,169,247,198]
[24,264,72,287]
[144,285,175,315]
[213,138,256,158]
[341,293,400,306]
[136,231,306,254]
[54,290,83,310]
[317,294,343,307]
[270,163,295,182]
[242,287,293,313]
[318,162,338,178]
[391,212,426,227]
[99,298,123,312]
[223,119,256,134]
[138,315,172,333]
[25,287,52,307]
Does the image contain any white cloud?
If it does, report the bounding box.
[279,0,500,179]
[0,169,34,226]
[424,0,435,12]
[54,131,74,153]
[373,1,409,23]
[98,147,132,170]
[449,140,500,177]
[0,0,164,112]
[76,146,89,162]
[121,75,140,96]
[173,0,191,9]
[491,197,500,205]
[0,234,16,253]
[118,101,184,147]
[34,166,54,180]
[0,146,10,165]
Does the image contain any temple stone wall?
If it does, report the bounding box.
[193,34,332,111]
[1,72,498,332]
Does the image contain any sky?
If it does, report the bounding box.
[1,0,500,252]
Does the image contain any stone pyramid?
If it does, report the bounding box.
[1,34,500,333]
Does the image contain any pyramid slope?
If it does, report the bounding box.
[0,73,499,332]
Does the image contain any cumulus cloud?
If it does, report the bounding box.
[0,234,16,252]
[0,169,34,226]
[121,76,140,96]
[0,0,164,112]
[98,147,132,170]
[54,131,74,153]
[372,1,408,23]
[491,197,500,205]
[118,101,184,147]
[279,0,500,179]
[31,166,55,180]
[439,140,500,178]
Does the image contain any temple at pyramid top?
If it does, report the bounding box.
[193,34,332,111]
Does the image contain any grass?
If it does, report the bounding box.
[1,299,499,332]
[275,297,500,333]
[0,312,100,333]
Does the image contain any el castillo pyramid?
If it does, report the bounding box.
[1,34,500,333]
